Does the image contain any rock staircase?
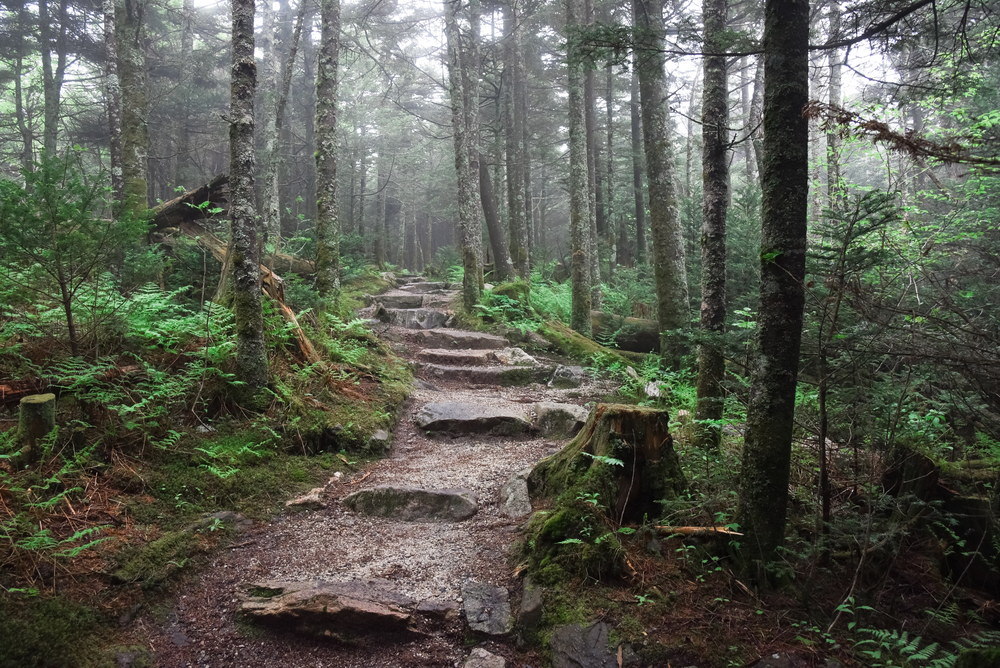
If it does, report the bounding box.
[145,273,611,668]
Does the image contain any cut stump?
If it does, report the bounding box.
[16,393,56,465]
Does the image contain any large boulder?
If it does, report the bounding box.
[342,486,478,522]
[500,469,533,518]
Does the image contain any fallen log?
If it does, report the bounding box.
[654,526,743,537]
[591,311,661,354]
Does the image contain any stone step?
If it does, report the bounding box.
[421,292,458,308]
[418,363,555,386]
[412,328,508,350]
[415,348,494,366]
[240,579,460,639]
[534,402,590,438]
[369,291,425,309]
[394,274,424,285]
[342,485,478,521]
[414,401,530,435]
[377,307,453,330]
[402,281,452,293]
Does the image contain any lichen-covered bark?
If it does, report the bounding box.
[629,66,646,265]
[315,0,341,299]
[633,0,689,358]
[567,0,592,336]
[735,0,809,576]
[480,156,515,281]
[103,0,124,206]
[116,0,149,213]
[13,0,33,171]
[229,0,268,409]
[826,0,843,207]
[694,0,729,450]
[444,0,482,310]
[40,0,68,158]
[503,2,529,279]
[584,0,601,309]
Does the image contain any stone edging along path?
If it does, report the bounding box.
[139,274,618,668]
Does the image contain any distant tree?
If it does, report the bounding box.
[315,0,341,299]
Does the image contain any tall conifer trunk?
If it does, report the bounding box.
[103,0,124,206]
[315,0,341,298]
[694,0,729,449]
[503,1,529,278]
[229,0,268,409]
[567,0,592,335]
[629,66,646,265]
[116,0,149,213]
[735,0,809,577]
[634,0,689,359]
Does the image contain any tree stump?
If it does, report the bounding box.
[523,404,685,581]
[16,393,56,465]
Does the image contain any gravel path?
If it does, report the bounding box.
[137,278,617,668]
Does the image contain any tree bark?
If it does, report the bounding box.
[735,0,809,577]
[229,0,269,409]
[480,155,515,281]
[17,394,56,466]
[12,0,33,170]
[503,1,529,279]
[827,0,843,208]
[694,0,729,450]
[116,0,149,213]
[40,0,69,158]
[634,0,690,359]
[315,0,340,299]
[584,0,601,309]
[630,66,646,265]
[567,0,592,336]
[103,0,124,206]
[445,0,482,309]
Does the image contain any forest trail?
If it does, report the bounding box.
[140,275,614,668]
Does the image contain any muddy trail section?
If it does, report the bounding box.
[136,275,619,668]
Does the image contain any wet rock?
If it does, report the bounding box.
[550,622,619,668]
[500,469,532,518]
[413,328,508,350]
[285,488,326,510]
[417,348,495,366]
[415,402,530,435]
[464,647,506,668]
[548,365,587,389]
[240,580,416,636]
[342,485,478,521]
[534,402,590,438]
[519,576,543,628]
[493,347,537,367]
[462,581,512,635]
[380,308,452,330]
[419,364,554,387]
[373,292,424,309]
[368,429,391,454]
[404,281,451,293]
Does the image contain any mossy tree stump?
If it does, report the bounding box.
[16,393,56,465]
[524,404,685,580]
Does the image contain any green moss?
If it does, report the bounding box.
[113,529,200,588]
[955,648,1000,668]
[492,280,531,303]
[537,320,646,366]
[0,595,102,668]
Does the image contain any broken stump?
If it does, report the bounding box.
[16,393,56,465]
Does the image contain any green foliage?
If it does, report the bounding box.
[0,595,102,668]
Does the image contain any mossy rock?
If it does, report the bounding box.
[491,280,531,303]
[523,404,685,579]
[113,530,200,588]
[0,595,102,668]
[536,320,648,366]
[955,648,1000,668]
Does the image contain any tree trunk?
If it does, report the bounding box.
[315,0,340,299]
[694,0,729,450]
[103,0,124,206]
[735,0,809,577]
[374,136,387,267]
[630,66,646,265]
[749,56,764,179]
[117,0,149,213]
[174,0,194,188]
[480,155,515,281]
[503,2,529,278]
[740,56,754,183]
[634,0,690,359]
[606,61,618,272]
[301,9,318,223]
[584,0,601,309]
[17,394,56,466]
[40,0,69,158]
[229,0,269,410]
[567,0,592,336]
[445,0,482,309]
[826,0,843,207]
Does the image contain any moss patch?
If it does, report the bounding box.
[0,595,102,668]
[112,529,201,588]
[537,320,648,366]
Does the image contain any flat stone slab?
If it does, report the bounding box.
[415,401,530,435]
[371,291,425,309]
[534,402,590,438]
[379,308,452,330]
[413,328,508,350]
[419,363,555,387]
[462,581,512,635]
[550,622,621,668]
[240,580,457,638]
[342,485,478,521]
[416,348,494,366]
[402,281,451,293]
[493,347,537,367]
[422,293,458,308]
